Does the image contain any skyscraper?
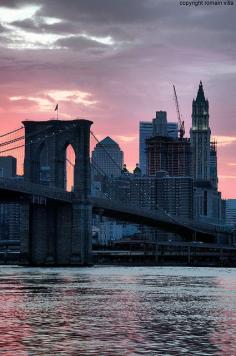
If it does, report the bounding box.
[139,113,178,175]
[139,121,153,175]
[190,81,211,181]
[91,136,124,178]
[146,136,191,177]
[152,111,168,137]
[167,122,178,139]
[210,140,218,189]
[190,82,223,224]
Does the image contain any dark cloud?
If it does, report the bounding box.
[39,0,159,24]
[0,24,6,33]
[11,18,39,31]
[5,0,235,58]
[0,0,26,7]
[55,35,108,51]
[1,0,163,25]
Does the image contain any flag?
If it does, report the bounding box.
[55,104,58,111]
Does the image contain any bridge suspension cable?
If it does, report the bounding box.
[0,121,81,154]
[0,126,24,138]
[0,122,82,177]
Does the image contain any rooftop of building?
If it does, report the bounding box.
[146,136,190,143]
[97,136,120,147]
[195,81,208,103]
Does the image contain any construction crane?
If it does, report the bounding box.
[173,84,185,139]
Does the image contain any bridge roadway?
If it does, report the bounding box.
[0,177,234,241]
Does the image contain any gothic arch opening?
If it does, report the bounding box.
[65,144,76,192]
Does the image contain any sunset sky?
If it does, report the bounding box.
[0,0,235,198]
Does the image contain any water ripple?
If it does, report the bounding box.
[0,266,235,355]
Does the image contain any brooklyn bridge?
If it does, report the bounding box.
[0,119,235,266]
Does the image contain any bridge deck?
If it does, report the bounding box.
[0,177,234,239]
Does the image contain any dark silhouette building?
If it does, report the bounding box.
[190,82,223,224]
[0,156,20,240]
[190,81,211,181]
[146,136,191,177]
[106,171,193,220]
[0,156,16,178]
[91,136,123,179]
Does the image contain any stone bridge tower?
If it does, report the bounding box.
[21,119,93,266]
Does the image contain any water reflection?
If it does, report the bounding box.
[0,267,235,355]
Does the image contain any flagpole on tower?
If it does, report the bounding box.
[55,103,59,120]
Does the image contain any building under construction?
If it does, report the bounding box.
[145,103,191,178]
[146,135,192,177]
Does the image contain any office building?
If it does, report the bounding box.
[0,156,16,178]
[167,122,178,139]
[0,156,20,240]
[139,114,178,175]
[92,216,139,246]
[146,136,192,177]
[139,122,153,175]
[190,81,211,181]
[193,182,223,224]
[152,111,168,137]
[106,172,193,220]
[189,82,222,223]
[0,203,21,240]
[91,136,124,179]
[210,140,218,189]
[225,199,236,226]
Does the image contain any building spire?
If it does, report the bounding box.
[196,80,205,102]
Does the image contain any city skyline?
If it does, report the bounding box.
[0,0,235,198]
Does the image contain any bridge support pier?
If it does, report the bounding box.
[70,203,92,265]
[20,202,92,266]
[19,118,93,267]
[19,202,30,265]
[187,246,191,264]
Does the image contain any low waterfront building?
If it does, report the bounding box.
[0,156,20,241]
[225,199,236,227]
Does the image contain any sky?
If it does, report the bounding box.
[0,0,235,198]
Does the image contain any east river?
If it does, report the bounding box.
[0,266,236,355]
